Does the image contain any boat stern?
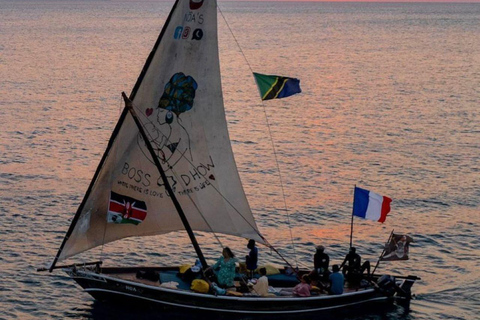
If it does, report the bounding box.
[397,275,419,298]
[376,274,420,299]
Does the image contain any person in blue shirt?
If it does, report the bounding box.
[329,264,344,295]
[245,239,258,278]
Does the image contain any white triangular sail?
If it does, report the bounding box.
[57,0,262,261]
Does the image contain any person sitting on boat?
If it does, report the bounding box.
[339,247,371,283]
[279,274,312,297]
[310,245,330,282]
[245,239,258,278]
[251,267,269,297]
[207,247,237,288]
[328,264,344,295]
[293,274,312,297]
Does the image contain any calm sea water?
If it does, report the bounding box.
[1,1,479,319]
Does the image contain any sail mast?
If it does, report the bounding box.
[122,92,209,269]
[48,0,263,264]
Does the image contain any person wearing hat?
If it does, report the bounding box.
[313,245,330,281]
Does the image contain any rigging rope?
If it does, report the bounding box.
[105,5,300,269]
[217,5,299,268]
[133,100,276,257]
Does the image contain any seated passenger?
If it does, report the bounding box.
[278,274,312,297]
[328,264,344,295]
[252,267,269,297]
[340,247,371,284]
[293,274,312,297]
[309,245,331,282]
[206,247,237,288]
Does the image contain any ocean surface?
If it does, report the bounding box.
[1,1,479,319]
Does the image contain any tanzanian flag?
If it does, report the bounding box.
[253,72,301,100]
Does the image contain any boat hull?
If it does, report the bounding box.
[67,268,403,315]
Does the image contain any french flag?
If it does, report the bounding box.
[353,187,392,223]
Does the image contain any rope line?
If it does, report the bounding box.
[97,4,299,269]
[217,5,298,268]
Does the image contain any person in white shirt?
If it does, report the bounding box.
[252,267,269,296]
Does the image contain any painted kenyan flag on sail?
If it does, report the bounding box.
[107,191,147,225]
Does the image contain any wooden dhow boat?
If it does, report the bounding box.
[39,0,418,315]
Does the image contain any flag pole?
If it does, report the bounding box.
[349,185,356,248]
[372,229,394,277]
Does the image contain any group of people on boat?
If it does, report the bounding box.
[309,245,372,292]
[188,240,372,298]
